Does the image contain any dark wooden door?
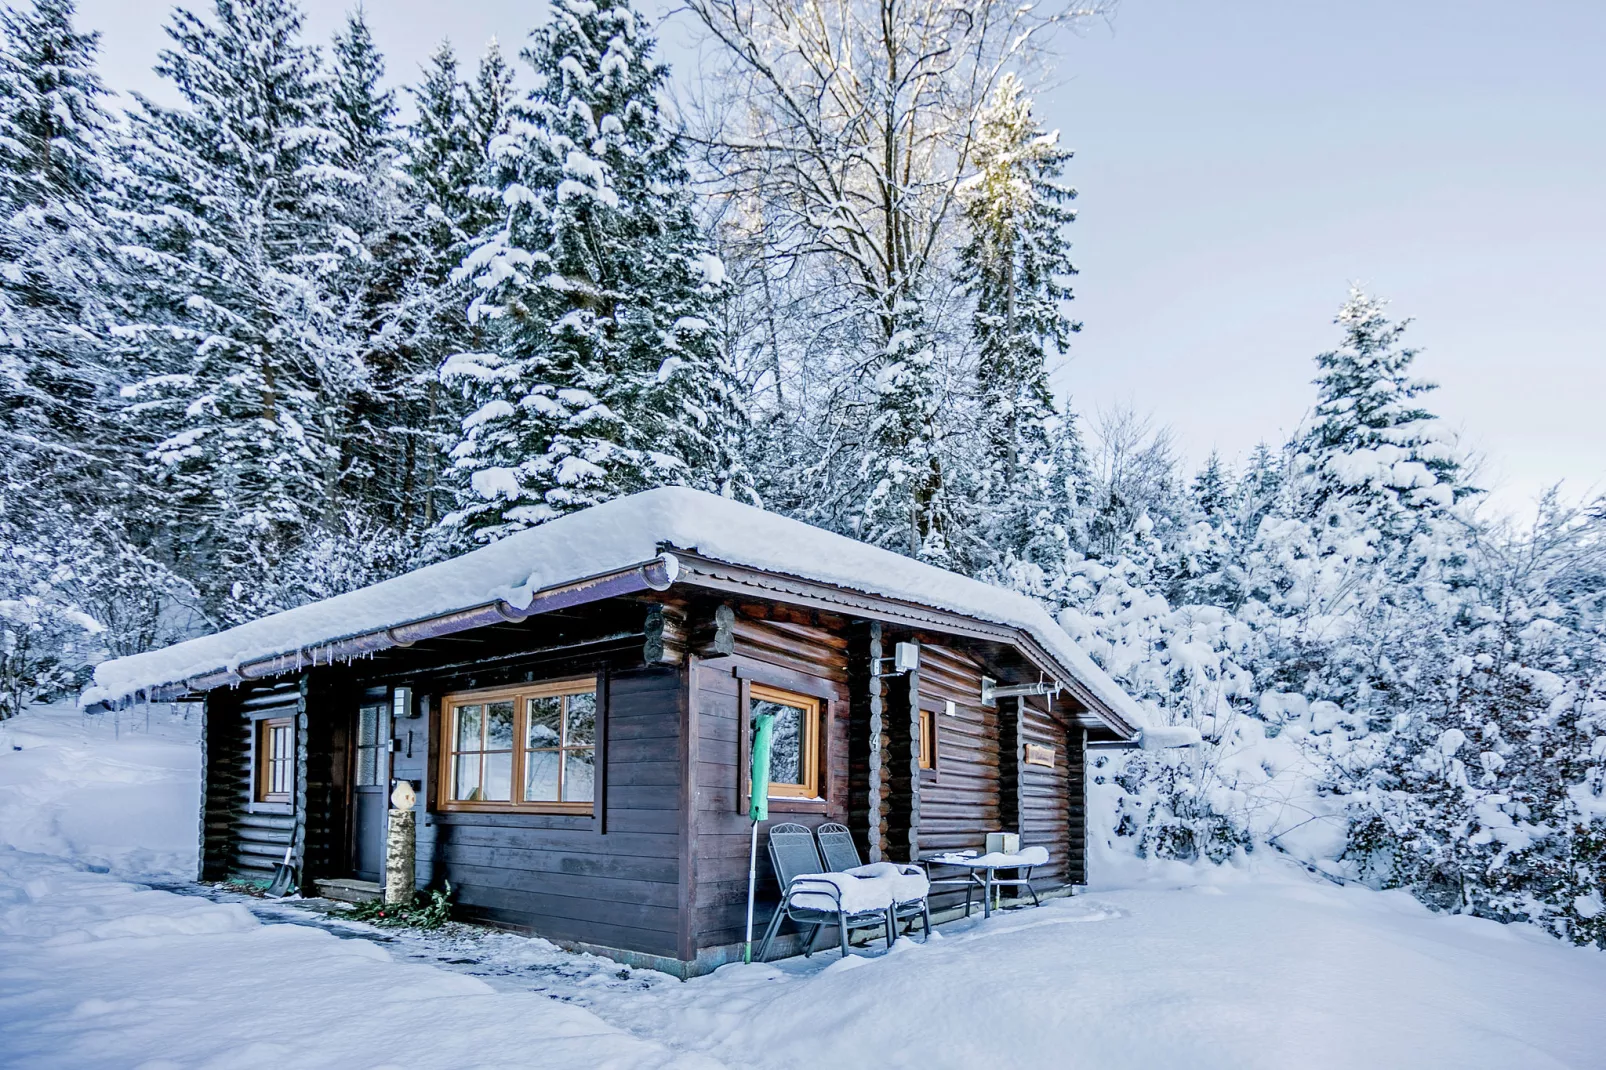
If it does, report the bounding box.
[352,701,391,883]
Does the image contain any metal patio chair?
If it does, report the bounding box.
[816,821,932,942]
[755,823,894,962]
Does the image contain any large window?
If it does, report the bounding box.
[439,678,597,812]
[255,717,293,804]
[749,683,820,799]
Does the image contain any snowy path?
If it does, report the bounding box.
[5,703,1606,1069]
[279,875,1606,1070]
[0,849,719,1070]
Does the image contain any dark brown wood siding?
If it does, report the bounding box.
[427,664,684,958]
[690,610,851,953]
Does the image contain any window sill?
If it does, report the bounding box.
[435,803,595,816]
[765,797,832,814]
[247,801,293,815]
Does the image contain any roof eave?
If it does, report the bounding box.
[668,551,1140,741]
[86,554,679,709]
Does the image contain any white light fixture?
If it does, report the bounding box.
[873,641,920,677]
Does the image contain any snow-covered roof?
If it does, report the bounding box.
[86,488,1145,731]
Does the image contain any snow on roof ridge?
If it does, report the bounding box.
[85,487,1146,730]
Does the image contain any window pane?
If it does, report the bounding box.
[486,701,514,749]
[358,706,377,748]
[358,743,377,787]
[483,751,512,801]
[453,753,482,801]
[563,749,594,803]
[754,698,804,786]
[525,749,560,801]
[565,692,596,748]
[527,696,561,748]
[455,705,483,752]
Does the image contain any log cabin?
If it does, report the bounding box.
[86,488,1147,976]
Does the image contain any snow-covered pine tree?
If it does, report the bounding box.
[409,42,472,241]
[118,0,354,619]
[0,0,124,502]
[1298,288,1468,529]
[438,0,751,545]
[398,41,477,534]
[1165,451,1246,610]
[462,39,516,238]
[1257,291,1469,707]
[0,0,198,681]
[1345,492,1606,945]
[322,9,433,542]
[959,74,1084,571]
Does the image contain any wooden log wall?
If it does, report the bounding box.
[691,608,851,955]
[199,679,302,882]
[198,687,232,882]
[1019,697,1074,887]
[1067,725,1088,885]
[913,644,1002,854]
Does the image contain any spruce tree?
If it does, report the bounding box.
[958,74,1083,571]
[439,0,751,544]
[0,0,123,501]
[119,0,351,619]
[462,39,517,238]
[408,41,472,241]
[324,9,427,536]
[1300,290,1466,520]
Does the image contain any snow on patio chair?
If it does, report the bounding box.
[816,822,931,942]
[755,823,895,962]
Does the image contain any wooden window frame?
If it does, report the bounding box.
[918,706,936,771]
[255,716,294,805]
[747,682,822,801]
[436,676,599,815]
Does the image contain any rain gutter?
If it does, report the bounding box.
[179,552,680,693]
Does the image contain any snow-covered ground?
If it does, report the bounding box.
[0,701,200,880]
[4,703,1606,1069]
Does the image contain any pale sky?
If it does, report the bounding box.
[76,0,1606,517]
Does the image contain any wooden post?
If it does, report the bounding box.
[885,643,920,863]
[849,621,886,863]
[906,653,921,861]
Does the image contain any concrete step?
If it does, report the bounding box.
[314,878,382,904]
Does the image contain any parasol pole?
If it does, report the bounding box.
[743,712,775,964]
